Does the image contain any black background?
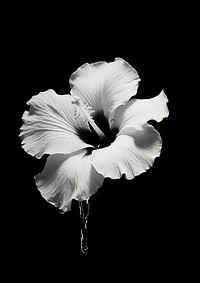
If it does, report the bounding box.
[7,5,191,279]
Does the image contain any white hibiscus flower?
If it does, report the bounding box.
[20,57,169,212]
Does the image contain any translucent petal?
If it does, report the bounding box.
[69,58,140,123]
[35,150,104,212]
[92,125,162,179]
[19,89,93,158]
[113,90,169,133]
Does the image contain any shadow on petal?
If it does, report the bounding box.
[132,124,161,149]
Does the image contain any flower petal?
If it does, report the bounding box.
[20,89,94,158]
[91,125,162,179]
[35,150,104,212]
[69,58,140,123]
[113,90,169,133]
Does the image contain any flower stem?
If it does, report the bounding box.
[79,199,90,253]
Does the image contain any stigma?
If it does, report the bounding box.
[71,96,106,139]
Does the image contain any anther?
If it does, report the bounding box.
[71,96,105,139]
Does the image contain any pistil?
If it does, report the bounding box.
[71,96,106,139]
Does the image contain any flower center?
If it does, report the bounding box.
[71,96,106,139]
[72,97,118,152]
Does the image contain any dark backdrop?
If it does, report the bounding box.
[8,7,187,278]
